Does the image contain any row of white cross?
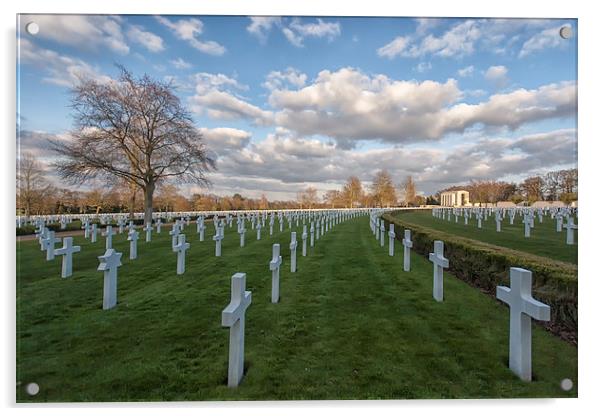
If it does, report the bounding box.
[432,206,578,244]
[30,208,552,387]
[33,208,371,389]
[104,209,366,388]
[372,213,551,383]
[35,207,367,280]
[20,207,386,230]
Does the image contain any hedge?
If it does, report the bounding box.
[382,212,577,344]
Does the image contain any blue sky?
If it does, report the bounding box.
[17,15,577,199]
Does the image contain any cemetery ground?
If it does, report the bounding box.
[391,210,577,264]
[16,215,577,402]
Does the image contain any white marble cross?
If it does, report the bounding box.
[256,221,262,240]
[91,223,98,243]
[290,232,298,273]
[98,248,122,310]
[269,243,282,303]
[375,219,380,241]
[556,214,563,232]
[563,217,577,245]
[173,234,190,275]
[214,224,224,256]
[379,220,385,247]
[82,221,90,239]
[222,272,252,388]
[169,223,181,248]
[197,216,206,241]
[429,240,449,302]
[54,236,81,278]
[238,221,246,248]
[156,218,162,233]
[127,229,139,260]
[102,225,116,250]
[37,226,48,250]
[117,219,125,234]
[402,229,413,272]
[523,215,531,238]
[301,225,308,257]
[495,212,502,232]
[43,231,61,261]
[388,224,395,256]
[310,222,315,247]
[496,267,551,381]
[143,223,152,242]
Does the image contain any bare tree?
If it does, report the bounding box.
[51,66,215,225]
[559,168,578,194]
[17,152,51,216]
[401,175,417,207]
[297,186,319,209]
[341,176,364,208]
[323,189,343,208]
[520,176,545,203]
[259,194,269,210]
[370,170,397,207]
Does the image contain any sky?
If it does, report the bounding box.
[16,15,577,200]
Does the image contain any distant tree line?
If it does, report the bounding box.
[17,157,425,215]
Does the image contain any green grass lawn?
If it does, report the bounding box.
[392,210,577,264]
[16,214,577,402]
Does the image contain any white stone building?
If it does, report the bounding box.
[440,190,470,207]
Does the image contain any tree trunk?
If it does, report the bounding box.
[144,181,155,226]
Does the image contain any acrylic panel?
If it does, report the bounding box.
[16,14,578,402]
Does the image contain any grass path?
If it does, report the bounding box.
[16,215,577,401]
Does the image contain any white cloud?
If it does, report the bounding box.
[414,62,432,73]
[282,27,304,48]
[418,129,577,190]
[457,65,474,77]
[377,18,566,60]
[193,72,248,94]
[267,67,576,146]
[246,17,281,42]
[199,127,252,153]
[189,72,272,125]
[170,57,192,70]
[263,68,307,91]
[377,36,410,59]
[246,17,341,48]
[484,65,509,87]
[127,25,165,52]
[203,123,576,199]
[155,16,226,56]
[519,24,570,58]
[378,20,481,59]
[20,15,129,54]
[18,38,110,87]
[288,18,341,41]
